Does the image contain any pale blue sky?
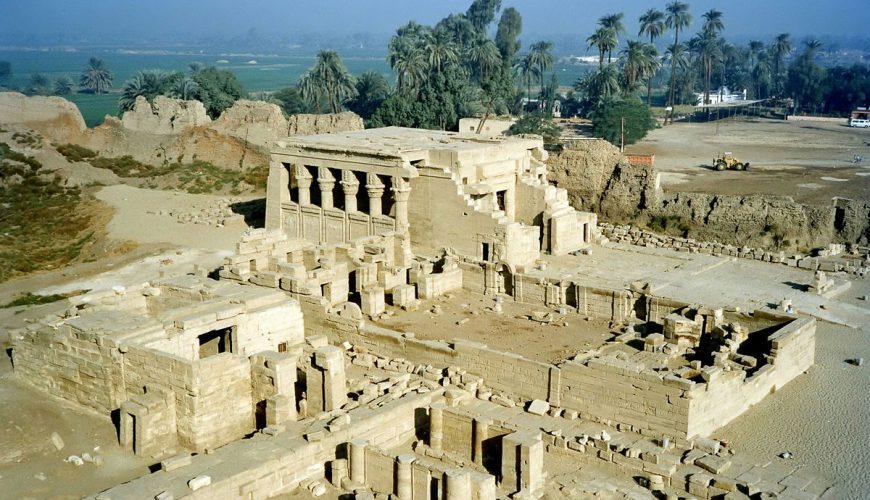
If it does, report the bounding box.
[1,0,865,41]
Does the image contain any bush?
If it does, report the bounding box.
[56,143,98,162]
[507,112,562,144]
[590,98,656,147]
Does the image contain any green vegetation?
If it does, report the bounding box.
[79,57,113,94]
[53,76,74,96]
[55,143,97,162]
[55,144,266,194]
[0,142,96,283]
[590,98,656,146]
[27,73,52,96]
[648,215,691,237]
[299,51,358,114]
[1,290,86,309]
[11,131,42,148]
[507,112,561,144]
[116,65,243,118]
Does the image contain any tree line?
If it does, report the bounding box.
[0,0,867,134]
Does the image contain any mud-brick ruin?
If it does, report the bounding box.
[9,127,835,499]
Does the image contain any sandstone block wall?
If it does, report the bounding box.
[315,313,556,403]
[559,356,694,438]
[686,316,816,437]
[98,391,438,499]
[11,324,122,414]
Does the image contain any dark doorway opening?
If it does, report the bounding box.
[198,327,233,358]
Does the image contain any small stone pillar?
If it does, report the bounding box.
[317,167,336,209]
[472,418,490,466]
[349,439,367,485]
[366,173,385,216]
[360,286,386,317]
[395,454,414,500]
[392,177,411,231]
[501,431,544,496]
[341,170,359,212]
[306,345,347,414]
[331,458,348,487]
[266,394,296,425]
[429,403,445,451]
[444,468,471,500]
[294,165,313,205]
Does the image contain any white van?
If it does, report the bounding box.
[850,118,870,128]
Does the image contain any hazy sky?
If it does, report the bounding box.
[2,0,866,43]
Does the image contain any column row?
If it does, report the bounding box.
[289,165,410,226]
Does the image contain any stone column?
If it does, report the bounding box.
[501,431,544,496]
[429,402,445,451]
[341,170,359,212]
[264,160,290,231]
[306,346,347,414]
[366,173,385,216]
[472,418,490,466]
[294,165,313,205]
[317,167,336,209]
[444,469,471,500]
[392,177,411,231]
[395,454,414,500]
[349,439,368,485]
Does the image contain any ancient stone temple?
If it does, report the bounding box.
[265,127,600,268]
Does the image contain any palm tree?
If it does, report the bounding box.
[692,31,722,105]
[803,39,822,61]
[771,33,792,96]
[79,57,113,94]
[528,41,554,106]
[118,69,175,112]
[638,8,667,104]
[587,27,615,69]
[664,42,690,104]
[53,76,73,96]
[298,71,323,112]
[578,64,621,102]
[28,73,51,96]
[468,37,501,83]
[747,41,765,98]
[424,29,459,75]
[388,35,427,95]
[752,49,772,99]
[170,77,199,100]
[620,41,659,94]
[598,13,625,63]
[701,9,724,35]
[515,53,539,108]
[665,1,692,123]
[310,50,357,114]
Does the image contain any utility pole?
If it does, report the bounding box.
[620,116,625,152]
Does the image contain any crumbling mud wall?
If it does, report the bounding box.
[0,92,87,143]
[547,139,658,218]
[655,192,836,249]
[547,138,870,248]
[0,92,363,173]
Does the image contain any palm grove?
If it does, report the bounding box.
[1,1,868,146]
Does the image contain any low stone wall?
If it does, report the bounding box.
[599,222,869,277]
[95,390,439,499]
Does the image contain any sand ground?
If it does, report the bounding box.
[629,118,870,205]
